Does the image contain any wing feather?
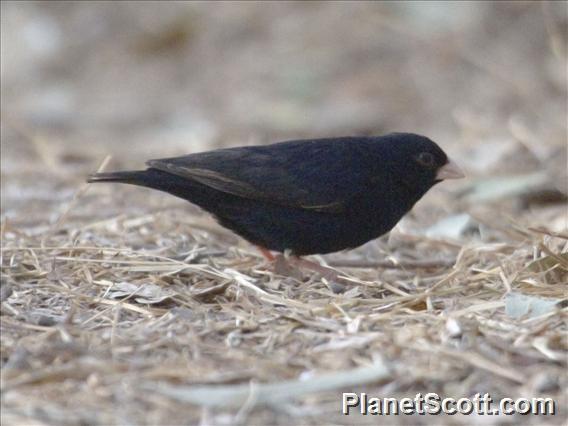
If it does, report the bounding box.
[147,138,375,214]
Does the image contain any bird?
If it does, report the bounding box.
[87,133,464,263]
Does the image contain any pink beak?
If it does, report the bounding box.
[436,158,465,180]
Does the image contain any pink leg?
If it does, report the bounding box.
[256,246,276,261]
[288,256,341,281]
[256,247,342,281]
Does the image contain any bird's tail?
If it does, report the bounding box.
[87,170,149,185]
[87,168,191,197]
[87,168,229,217]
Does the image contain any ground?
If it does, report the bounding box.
[1,2,567,425]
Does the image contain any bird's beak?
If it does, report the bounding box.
[436,159,465,180]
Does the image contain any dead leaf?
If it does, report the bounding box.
[107,282,175,304]
[505,292,561,319]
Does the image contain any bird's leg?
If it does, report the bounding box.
[273,249,341,281]
[256,246,276,261]
[287,256,342,281]
[255,246,299,275]
[257,247,341,281]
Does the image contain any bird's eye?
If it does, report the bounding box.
[416,152,436,168]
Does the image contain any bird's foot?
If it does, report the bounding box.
[256,246,343,283]
[256,246,276,262]
[272,254,342,283]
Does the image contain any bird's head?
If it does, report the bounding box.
[378,132,464,194]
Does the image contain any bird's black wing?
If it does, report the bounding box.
[146,138,376,214]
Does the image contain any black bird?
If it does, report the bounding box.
[88,133,464,258]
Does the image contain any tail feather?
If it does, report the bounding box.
[87,168,194,198]
[87,168,213,206]
[87,170,148,184]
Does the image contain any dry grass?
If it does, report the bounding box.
[1,181,566,424]
[1,2,567,425]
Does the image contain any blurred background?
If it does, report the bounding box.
[1,2,568,243]
[1,3,567,424]
[1,1,566,227]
